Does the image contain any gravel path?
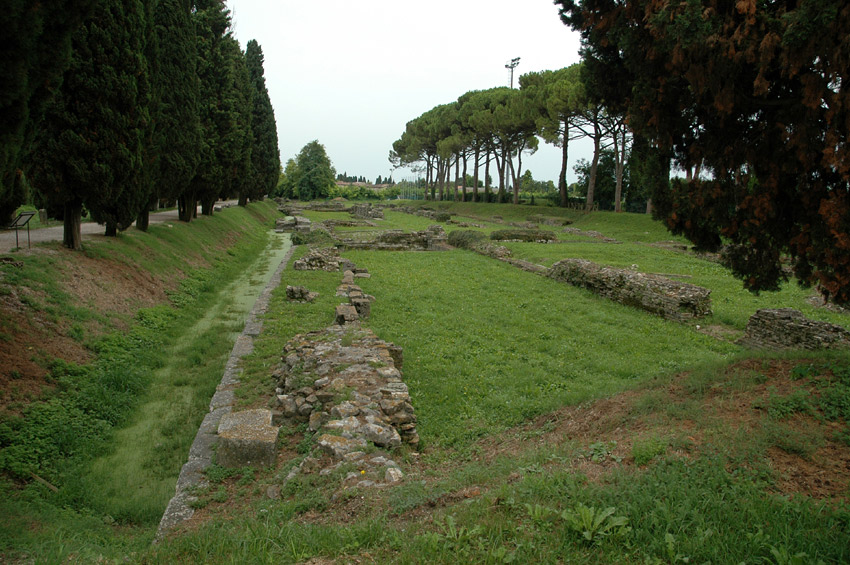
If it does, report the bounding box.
[0,201,237,253]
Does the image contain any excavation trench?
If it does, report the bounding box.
[77,231,292,527]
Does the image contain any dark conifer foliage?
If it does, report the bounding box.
[555,0,850,303]
[295,140,336,200]
[218,36,254,212]
[191,0,252,217]
[138,0,201,230]
[244,39,281,206]
[0,0,96,223]
[27,0,151,247]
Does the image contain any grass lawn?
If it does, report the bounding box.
[4,201,849,563]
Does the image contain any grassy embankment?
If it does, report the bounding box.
[0,201,284,560]
[146,202,849,563]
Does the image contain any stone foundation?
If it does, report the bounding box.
[217,409,279,468]
[738,308,850,350]
[340,225,449,251]
[350,203,384,220]
[275,216,312,233]
[547,258,712,321]
[293,247,353,271]
[286,285,318,303]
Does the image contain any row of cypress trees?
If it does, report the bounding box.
[3,0,279,249]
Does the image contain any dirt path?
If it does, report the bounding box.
[0,201,238,253]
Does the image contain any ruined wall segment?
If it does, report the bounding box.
[547,258,712,321]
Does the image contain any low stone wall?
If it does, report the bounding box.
[340,225,449,251]
[293,247,354,271]
[490,229,557,243]
[527,214,572,227]
[272,259,418,491]
[547,258,712,321]
[275,216,312,233]
[350,203,384,220]
[563,227,621,244]
[738,308,850,350]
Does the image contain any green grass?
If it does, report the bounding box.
[4,201,849,563]
[0,201,286,557]
[347,249,737,449]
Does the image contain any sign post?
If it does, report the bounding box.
[9,211,36,249]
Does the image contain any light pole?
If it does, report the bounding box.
[505,57,521,88]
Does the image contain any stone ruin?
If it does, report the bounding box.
[340,225,449,251]
[293,247,353,272]
[270,259,418,490]
[350,203,384,220]
[273,325,417,448]
[563,227,622,244]
[210,246,418,493]
[738,308,850,350]
[275,215,312,233]
[527,214,572,227]
[285,285,319,303]
[547,258,712,321]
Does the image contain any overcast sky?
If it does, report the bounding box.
[228,0,591,185]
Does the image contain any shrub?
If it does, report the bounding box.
[447,230,486,249]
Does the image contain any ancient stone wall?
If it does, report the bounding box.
[547,258,712,321]
[293,247,353,271]
[350,203,384,220]
[272,257,418,490]
[339,225,448,251]
[275,216,312,233]
[738,308,850,350]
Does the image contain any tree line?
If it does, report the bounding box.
[389,63,636,212]
[1,0,280,249]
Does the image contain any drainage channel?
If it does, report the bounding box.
[155,231,294,540]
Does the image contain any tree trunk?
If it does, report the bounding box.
[646,198,653,215]
[454,156,460,201]
[494,149,506,203]
[484,149,492,203]
[613,129,625,213]
[105,220,117,237]
[472,146,480,203]
[238,193,248,206]
[509,158,519,205]
[586,123,601,212]
[559,123,570,207]
[63,199,83,250]
[461,152,468,202]
[201,198,215,215]
[178,193,195,222]
[137,208,150,232]
[436,159,444,201]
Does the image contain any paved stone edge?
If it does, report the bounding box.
[154,241,296,542]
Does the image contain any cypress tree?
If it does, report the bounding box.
[218,36,253,212]
[244,39,280,205]
[0,0,96,222]
[27,0,151,247]
[191,0,246,218]
[141,0,201,228]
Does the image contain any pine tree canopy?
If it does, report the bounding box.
[556,0,850,303]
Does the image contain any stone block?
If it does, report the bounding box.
[548,258,712,321]
[335,304,359,325]
[351,297,371,318]
[217,409,279,468]
[739,308,850,350]
[317,434,367,459]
